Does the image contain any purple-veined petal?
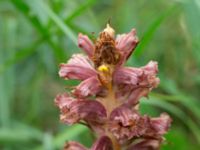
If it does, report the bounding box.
[114,61,159,87]
[115,83,149,106]
[64,141,88,150]
[78,33,94,57]
[110,105,140,126]
[141,61,160,88]
[114,61,159,106]
[91,136,113,150]
[55,93,75,109]
[147,113,172,137]
[127,138,161,150]
[55,93,81,124]
[130,88,149,106]
[142,61,158,75]
[113,67,143,85]
[126,61,159,106]
[116,29,139,64]
[128,113,171,148]
[59,54,96,80]
[73,76,104,97]
[55,93,107,125]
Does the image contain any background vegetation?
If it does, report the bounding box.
[0,0,200,149]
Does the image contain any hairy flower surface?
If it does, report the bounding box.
[55,24,172,150]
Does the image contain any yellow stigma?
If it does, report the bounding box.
[97,64,112,91]
[98,64,109,72]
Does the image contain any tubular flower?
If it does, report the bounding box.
[55,24,172,150]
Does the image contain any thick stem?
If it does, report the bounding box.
[100,88,121,150]
[97,66,122,149]
[100,88,119,115]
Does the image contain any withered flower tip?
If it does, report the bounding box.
[55,24,172,150]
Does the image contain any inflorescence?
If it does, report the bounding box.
[55,24,172,150]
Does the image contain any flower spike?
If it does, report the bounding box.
[55,24,171,150]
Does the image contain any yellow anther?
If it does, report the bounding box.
[98,65,109,72]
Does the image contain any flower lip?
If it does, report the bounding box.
[127,138,161,150]
[109,105,147,143]
[78,33,94,57]
[73,76,104,97]
[55,93,107,125]
[116,28,139,65]
[113,61,160,106]
[59,54,96,80]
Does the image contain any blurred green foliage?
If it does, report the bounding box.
[0,0,200,149]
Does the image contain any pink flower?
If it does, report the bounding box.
[109,105,148,143]
[109,105,171,144]
[59,54,96,80]
[55,93,107,125]
[116,28,139,65]
[78,33,95,58]
[73,76,103,98]
[55,24,171,150]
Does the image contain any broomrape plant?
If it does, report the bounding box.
[55,24,172,150]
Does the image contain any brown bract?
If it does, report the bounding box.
[93,31,121,68]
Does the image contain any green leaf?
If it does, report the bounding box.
[65,0,97,23]
[36,1,77,44]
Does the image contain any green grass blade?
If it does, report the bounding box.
[65,0,97,23]
[150,92,200,121]
[37,1,77,44]
[134,5,178,57]
[11,0,65,61]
